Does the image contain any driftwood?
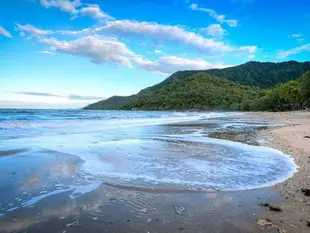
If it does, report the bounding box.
[260,202,282,212]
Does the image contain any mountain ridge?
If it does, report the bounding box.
[84,61,310,110]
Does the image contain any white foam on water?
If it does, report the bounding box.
[0,180,103,215]
[21,189,72,208]
[97,139,142,145]
[69,180,102,199]
[7,207,19,212]
[72,133,297,192]
[0,112,240,130]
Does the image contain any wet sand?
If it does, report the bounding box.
[240,111,310,233]
[1,112,309,233]
[0,184,284,233]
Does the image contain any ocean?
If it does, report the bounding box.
[0,109,296,220]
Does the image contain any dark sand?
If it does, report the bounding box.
[0,184,283,233]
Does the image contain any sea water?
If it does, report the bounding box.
[0,109,297,215]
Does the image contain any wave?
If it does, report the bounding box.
[0,111,241,130]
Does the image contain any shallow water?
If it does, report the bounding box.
[0,109,296,218]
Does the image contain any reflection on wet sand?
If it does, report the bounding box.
[0,149,29,157]
[20,161,77,192]
[0,183,284,233]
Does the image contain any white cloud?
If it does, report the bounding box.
[15,22,238,76]
[296,38,305,43]
[40,0,81,14]
[31,29,232,74]
[189,4,238,27]
[39,1,111,20]
[201,24,226,37]
[39,50,56,55]
[67,94,104,100]
[24,19,256,59]
[276,43,310,59]
[20,22,232,74]
[95,20,255,56]
[0,26,12,38]
[154,49,163,54]
[16,24,53,37]
[248,54,254,59]
[134,56,230,75]
[40,36,135,67]
[291,33,303,38]
[57,28,92,36]
[291,33,304,43]
[80,4,112,20]
[11,91,104,100]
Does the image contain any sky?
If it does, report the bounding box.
[0,0,309,109]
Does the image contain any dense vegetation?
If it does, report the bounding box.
[84,95,137,110]
[84,61,310,111]
[140,60,310,93]
[243,71,310,111]
[122,73,264,110]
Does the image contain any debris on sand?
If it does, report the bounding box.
[173,205,186,215]
[140,208,147,213]
[66,220,80,227]
[301,188,310,196]
[307,221,310,227]
[257,219,273,227]
[257,218,286,233]
[304,136,310,139]
[260,202,282,212]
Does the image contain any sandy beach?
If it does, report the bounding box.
[1,110,310,233]
[240,111,310,233]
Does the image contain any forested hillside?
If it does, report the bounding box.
[139,61,310,93]
[84,95,137,110]
[244,71,310,111]
[84,61,310,110]
[122,73,264,110]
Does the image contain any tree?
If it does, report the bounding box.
[299,71,310,108]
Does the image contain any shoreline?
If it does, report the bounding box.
[0,111,310,232]
[240,111,310,232]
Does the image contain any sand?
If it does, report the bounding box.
[241,111,310,233]
[1,111,310,233]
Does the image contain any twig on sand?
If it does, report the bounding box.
[260,202,282,212]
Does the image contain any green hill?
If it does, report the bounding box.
[84,95,137,110]
[84,61,310,110]
[247,71,310,111]
[122,73,264,110]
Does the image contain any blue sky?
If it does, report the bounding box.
[0,0,309,108]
